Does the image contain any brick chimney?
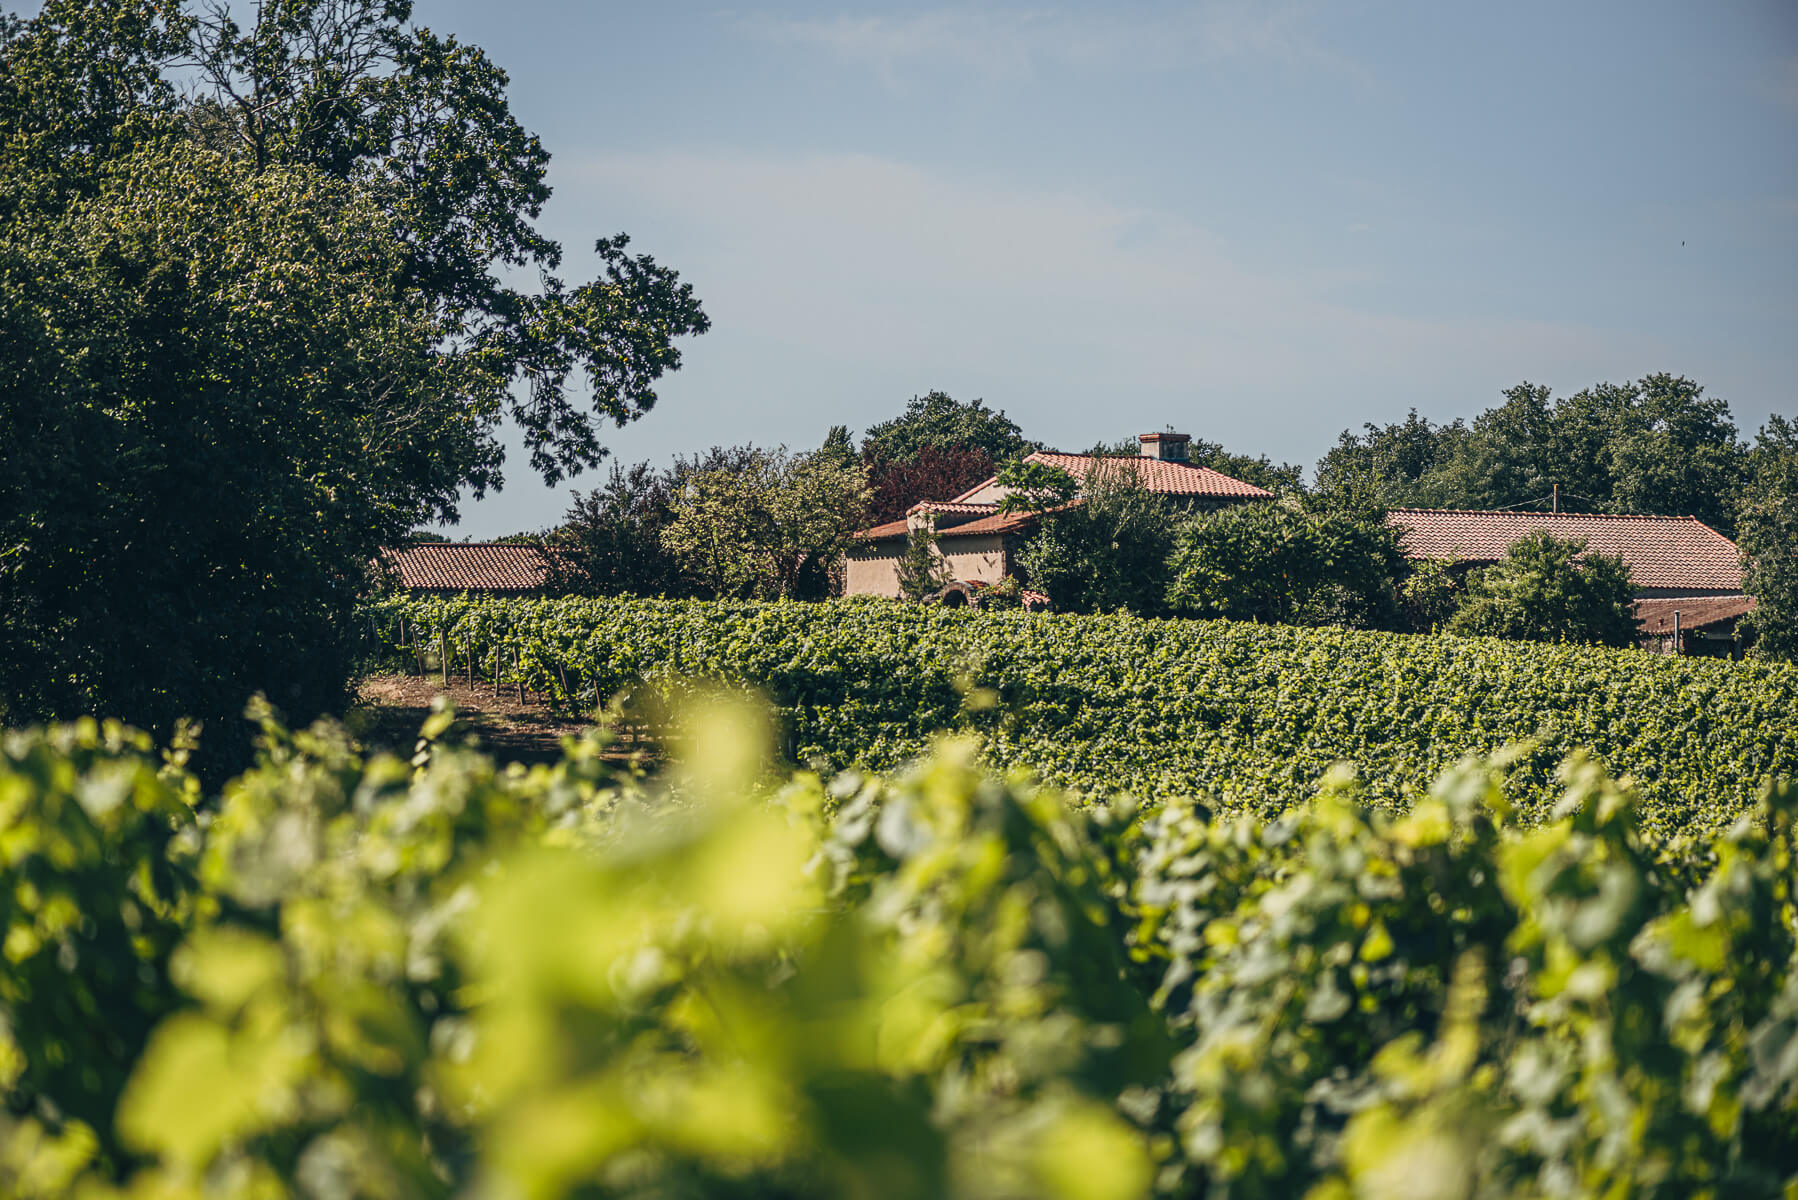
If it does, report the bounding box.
[1138,431,1191,462]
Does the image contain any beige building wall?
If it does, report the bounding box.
[845,545,905,597]
[939,533,1008,584]
[844,531,1011,597]
[954,480,1009,504]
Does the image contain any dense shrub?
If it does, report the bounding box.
[1447,530,1639,647]
[367,595,1798,838]
[1163,500,1407,629]
[1014,458,1174,615]
[3,711,1796,1197]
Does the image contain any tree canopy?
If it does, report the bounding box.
[1314,376,1747,534]
[1014,459,1173,615]
[860,390,1032,465]
[661,448,871,600]
[867,444,997,524]
[1738,415,1798,661]
[0,0,707,753]
[540,462,689,599]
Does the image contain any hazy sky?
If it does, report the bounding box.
[53,1,1798,533]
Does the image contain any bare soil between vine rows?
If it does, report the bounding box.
[349,673,658,769]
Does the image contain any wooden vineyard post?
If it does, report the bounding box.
[516,646,525,704]
[493,644,501,696]
[439,630,449,688]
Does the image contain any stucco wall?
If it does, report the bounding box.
[940,533,1008,584]
[954,480,1009,504]
[845,546,905,598]
[845,532,1011,596]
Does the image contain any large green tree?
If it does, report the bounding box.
[661,448,871,600]
[0,0,707,747]
[0,144,473,737]
[539,462,691,599]
[1313,410,1470,508]
[859,391,1029,522]
[1737,414,1798,661]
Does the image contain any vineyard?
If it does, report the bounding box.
[3,705,1796,1197]
[365,595,1798,838]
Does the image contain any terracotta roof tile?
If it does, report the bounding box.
[939,499,1084,537]
[1027,452,1273,498]
[853,519,911,542]
[855,501,1065,542]
[937,510,1044,536]
[381,543,549,592]
[1633,594,1755,635]
[1388,509,1744,591]
[949,453,1273,503]
[907,501,1000,517]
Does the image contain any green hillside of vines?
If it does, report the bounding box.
[366,596,1798,838]
[4,708,1796,1197]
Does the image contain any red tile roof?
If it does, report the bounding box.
[1029,452,1273,498]
[854,519,912,542]
[1633,594,1755,636]
[1387,509,1744,591]
[936,506,1060,536]
[381,543,549,592]
[949,453,1272,503]
[852,502,1074,543]
[908,501,1001,517]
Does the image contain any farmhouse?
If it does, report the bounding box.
[1386,508,1754,654]
[380,542,550,595]
[846,431,1272,598]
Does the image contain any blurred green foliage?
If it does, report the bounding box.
[2,700,1797,1197]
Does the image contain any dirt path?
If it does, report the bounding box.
[350,673,656,768]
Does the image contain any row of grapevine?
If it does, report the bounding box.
[363,594,1798,838]
[5,710,1796,1197]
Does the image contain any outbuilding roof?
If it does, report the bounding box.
[1632,594,1755,636]
[381,542,549,592]
[1387,509,1744,591]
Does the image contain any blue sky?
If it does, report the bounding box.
[423,0,1792,537]
[60,1,1798,532]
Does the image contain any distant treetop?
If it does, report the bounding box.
[860,390,1033,464]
